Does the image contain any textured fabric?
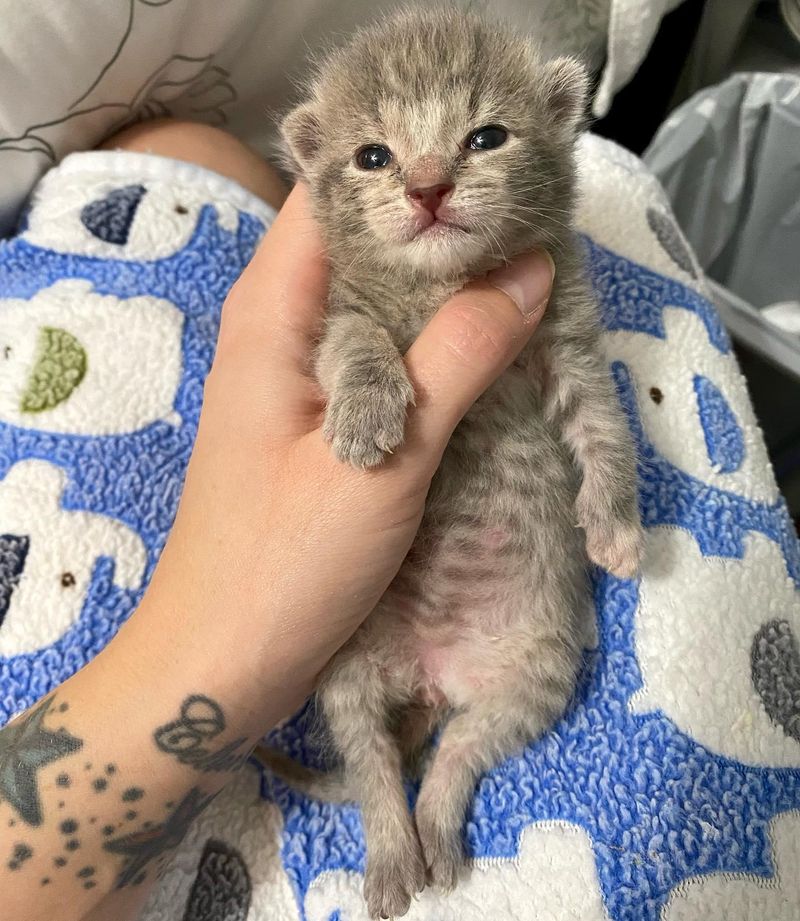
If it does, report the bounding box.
[0,0,682,235]
[0,138,799,920]
[593,0,686,116]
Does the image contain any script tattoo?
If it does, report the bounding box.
[153,696,249,773]
[0,696,82,826]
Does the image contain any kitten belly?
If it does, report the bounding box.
[374,374,583,711]
[383,524,559,710]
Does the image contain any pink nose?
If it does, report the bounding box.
[406,181,453,215]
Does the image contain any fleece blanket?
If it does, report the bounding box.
[0,136,798,921]
[0,0,680,236]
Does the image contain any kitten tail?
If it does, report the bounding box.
[252,745,352,803]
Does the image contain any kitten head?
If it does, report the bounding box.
[282,9,589,280]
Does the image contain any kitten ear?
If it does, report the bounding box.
[540,56,590,137]
[281,103,323,171]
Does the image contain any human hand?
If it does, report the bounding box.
[138,184,555,723]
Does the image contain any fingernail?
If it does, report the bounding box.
[487,250,555,319]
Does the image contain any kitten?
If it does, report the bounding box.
[258,9,643,918]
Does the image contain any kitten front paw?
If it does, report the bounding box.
[583,515,644,580]
[323,364,414,469]
[363,832,426,919]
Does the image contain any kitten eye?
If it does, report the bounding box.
[355,145,393,170]
[466,125,508,151]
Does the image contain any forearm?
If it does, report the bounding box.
[0,592,301,921]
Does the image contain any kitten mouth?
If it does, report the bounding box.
[413,219,471,240]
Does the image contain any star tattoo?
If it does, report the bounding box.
[104,787,216,888]
[0,695,83,826]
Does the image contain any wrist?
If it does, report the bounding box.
[112,584,316,735]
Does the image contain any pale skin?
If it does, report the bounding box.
[0,119,554,921]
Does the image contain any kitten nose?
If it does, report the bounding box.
[406,181,454,215]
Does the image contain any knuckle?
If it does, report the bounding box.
[440,299,516,367]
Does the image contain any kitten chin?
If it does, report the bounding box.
[383,226,495,280]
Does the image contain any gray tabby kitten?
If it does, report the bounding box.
[260,9,642,919]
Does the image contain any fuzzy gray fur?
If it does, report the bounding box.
[260,9,643,918]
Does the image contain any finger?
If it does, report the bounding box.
[403,250,554,457]
[216,183,328,377]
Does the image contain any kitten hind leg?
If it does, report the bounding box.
[414,648,579,891]
[394,703,440,779]
[321,654,425,919]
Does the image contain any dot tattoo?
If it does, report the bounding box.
[92,777,108,792]
[60,819,78,835]
[122,787,144,802]
[55,773,70,787]
[7,842,33,870]
[65,839,80,852]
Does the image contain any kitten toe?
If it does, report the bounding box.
[324,372,414,469]
[363,838,426,919]
[585,517,645,579]
[415,810,462,894]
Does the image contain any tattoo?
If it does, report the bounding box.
[154,696,249,773]
[104,787,215,888]
[55,774,70,787]
[7,842,33,869]
[122,787,143,802]
[64,839,80,851]
[92,777,108,792]
[59,819,78,834]
[0,695,82,826]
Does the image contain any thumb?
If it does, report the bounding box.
[403,250,554,458]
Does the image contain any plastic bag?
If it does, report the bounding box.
[644,73,800,326]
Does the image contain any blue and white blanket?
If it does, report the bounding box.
[0,137,798,921]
